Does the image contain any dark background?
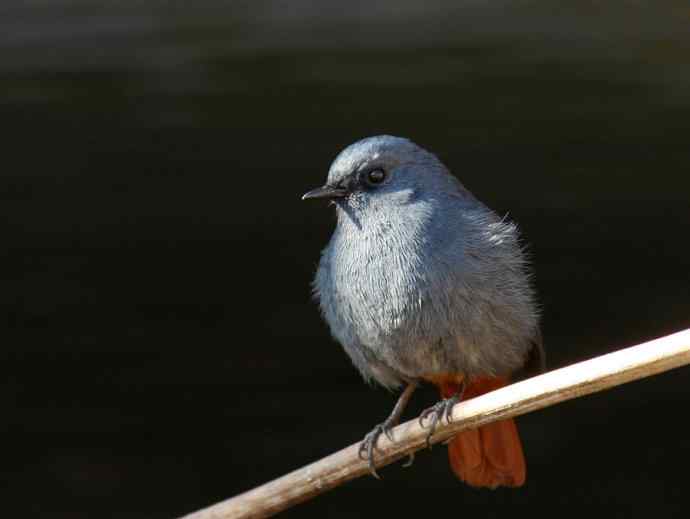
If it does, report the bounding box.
[3,2,690,518]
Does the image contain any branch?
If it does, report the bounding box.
[179,328,690,519]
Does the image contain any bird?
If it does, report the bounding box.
[302,135,544,488]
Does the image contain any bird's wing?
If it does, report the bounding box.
[514,328,546,380]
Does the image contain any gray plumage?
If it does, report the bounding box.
[311,136,541,389]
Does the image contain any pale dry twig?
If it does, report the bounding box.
[180,328,690,519]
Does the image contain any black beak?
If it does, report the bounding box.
[301,185,348,201]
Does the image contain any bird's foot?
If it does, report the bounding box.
[358,420,393,479]
[418,395,461,448]
[358,419,414,478]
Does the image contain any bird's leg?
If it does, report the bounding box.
[358,380,419,479]
[418,381,466,448]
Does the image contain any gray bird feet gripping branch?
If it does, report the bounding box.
[357,381,418,478]
[357,417,401,479]
[419,383,466,447]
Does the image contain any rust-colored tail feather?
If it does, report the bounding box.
[439,377,526,489]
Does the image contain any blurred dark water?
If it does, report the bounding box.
[2,2,690,518]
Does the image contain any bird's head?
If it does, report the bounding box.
[302,136,464,220]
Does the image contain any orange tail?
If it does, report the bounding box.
[439,377,526,489]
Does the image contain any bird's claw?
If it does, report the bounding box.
[358,420,415,478]
[358,422,392,478]
[418,395,460,448]
[402,450,415,468]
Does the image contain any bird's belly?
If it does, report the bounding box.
[325,260,532,383]
[328,257,448,378]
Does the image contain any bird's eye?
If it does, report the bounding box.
[365,169,386,186]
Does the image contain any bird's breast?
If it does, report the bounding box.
[325,219,458,348]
